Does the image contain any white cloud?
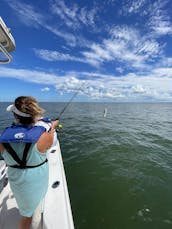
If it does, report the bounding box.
[5,0,45,28]
[50,0,78,28]
[1,66,172,101]
[34,49,82,62]
[6,0,77,46]
[151,67,172,77]
[161,57,172,67]
[0,66,62,84]
[120,0,172,37]
[132,84,147,94]
[149,17,172,36]
[34,48,101,67]
[50,0,98,29]
[55,77,82,94]
[116,67,124,73]
[80,26,162,69]
[41,87,50,92]
[44,25,77,46]
[147,0,172,36]
[127,0,146,13]
[121,0,146,15]
[3,0,172,102]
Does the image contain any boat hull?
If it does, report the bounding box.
[0,141,74,229]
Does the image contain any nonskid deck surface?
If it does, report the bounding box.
[0,141,74,229]
[0,182,20,229]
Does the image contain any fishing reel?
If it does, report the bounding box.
[55,124,63,132]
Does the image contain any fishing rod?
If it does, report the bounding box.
[56,83,85,120]
[56,90,79,120]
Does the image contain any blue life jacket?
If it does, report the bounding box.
[0,125,46,143]
[0,124,47,169]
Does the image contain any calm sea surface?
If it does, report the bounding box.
[1,102,172,229]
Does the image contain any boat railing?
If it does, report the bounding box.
[0,17,15,64]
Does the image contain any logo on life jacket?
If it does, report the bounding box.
[14,132,25,139]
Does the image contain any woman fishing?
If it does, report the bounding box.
[0,96,59,229]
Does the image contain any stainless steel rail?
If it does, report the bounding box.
[0,17,15,64]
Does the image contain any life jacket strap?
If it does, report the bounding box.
[8,158,48,169]
[22,143,32,167]
[3,142,24,166]
[2,143,48,169]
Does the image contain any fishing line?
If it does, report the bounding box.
[56,82,85,120]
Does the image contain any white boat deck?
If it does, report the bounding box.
[0,141,74,229]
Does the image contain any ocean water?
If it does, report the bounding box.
[1,102,172,229]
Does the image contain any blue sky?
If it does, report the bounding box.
[0,0,172,102]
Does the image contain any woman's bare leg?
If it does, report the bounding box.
[18,216,32,229]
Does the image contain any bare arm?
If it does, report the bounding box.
[37,130,54,153]
[37,120,59,153]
